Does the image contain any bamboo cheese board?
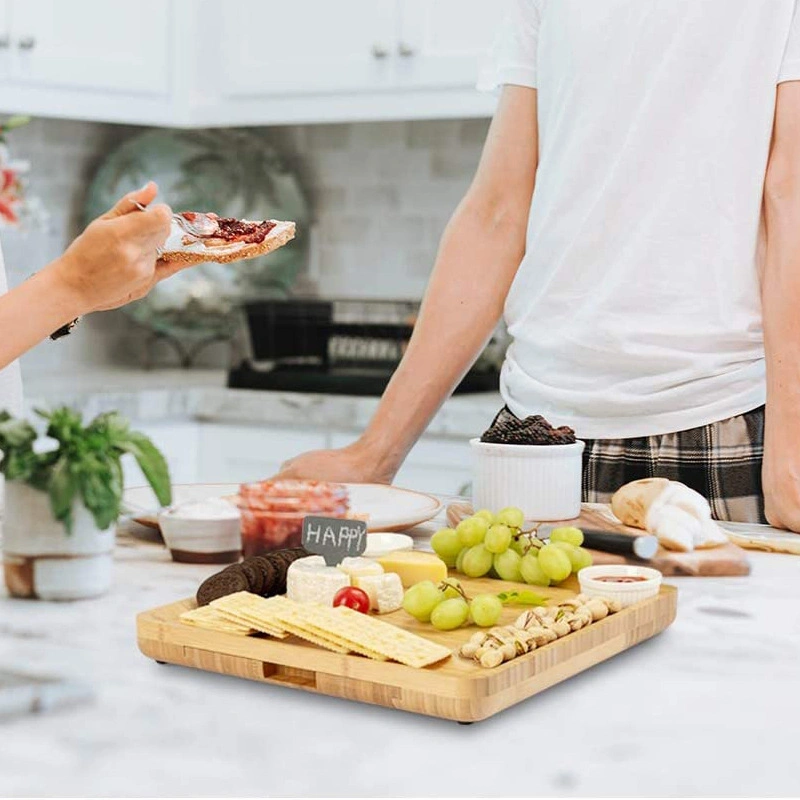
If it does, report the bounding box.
[137,575,677,723]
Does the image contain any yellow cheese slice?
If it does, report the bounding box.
[375,550,447,588]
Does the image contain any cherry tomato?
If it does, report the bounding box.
[332,586,370,614]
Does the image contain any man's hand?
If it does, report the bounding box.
[763,414,800,531]
[50,182,173,316]
[275,442,395,484]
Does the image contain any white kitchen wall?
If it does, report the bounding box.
[0,115,490,376]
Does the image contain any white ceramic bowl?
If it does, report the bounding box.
[158,499,242,564]
[577,564,663,608]
[470,438,585,521]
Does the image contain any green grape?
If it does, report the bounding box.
[461,544,494,578]
[551,541,592,573]
[470,594,504,627]
[549,526,584,547]
[551,541,582,571]
[570,545,593,573]
[511,532,540,556]
[520,552,551,586]
[455,547,469,573]
[431,527,462,567]
[538,544,572,583]
[456,516,489,547]
[440,578,463,600]
[402,581,444,622]
[430,597,470,631]
[493,549,523,582]
[485,523,513,554]
[496,506,525,530]
[473,509,496,525]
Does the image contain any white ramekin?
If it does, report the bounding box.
[577,564,663,608]
[158,502,242,564]
[470,438,585,521]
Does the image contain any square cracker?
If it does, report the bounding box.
[276,603,449,668]
[210,592,290,638]
[272,604,385,660]
[180,605,253,635]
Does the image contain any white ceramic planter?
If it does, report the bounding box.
[2,481,115,601]
[470,438,586,521]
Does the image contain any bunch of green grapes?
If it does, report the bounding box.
[402,578,505,631]
[430,509,593,588]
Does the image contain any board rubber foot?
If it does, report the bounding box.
[155,660,167,665]
[457,721,474,726]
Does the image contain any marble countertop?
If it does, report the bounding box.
[1,517,799,798]
[21,367,501,439]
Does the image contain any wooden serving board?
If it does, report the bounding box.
[137,576,677,723]
[447,503,751,577]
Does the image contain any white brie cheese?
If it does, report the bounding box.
[286,556,349,605]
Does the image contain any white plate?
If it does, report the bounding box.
[122,482,442,534]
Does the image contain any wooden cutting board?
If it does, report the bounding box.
[137,577,677,723]
[446,502,750,577]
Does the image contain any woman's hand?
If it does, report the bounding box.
[50,182,173,316]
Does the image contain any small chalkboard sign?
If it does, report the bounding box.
[302,516,368,566]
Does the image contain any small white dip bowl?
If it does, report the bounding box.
[158,498,242,564]
[469,438,585,521]
[577,564,663,608]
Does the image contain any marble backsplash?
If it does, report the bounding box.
[0,116,489,377]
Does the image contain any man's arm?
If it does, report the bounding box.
[762,81,800,530]
[278,85,539,483]
[0,182,180,372]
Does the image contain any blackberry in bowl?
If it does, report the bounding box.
[470,409,585,521]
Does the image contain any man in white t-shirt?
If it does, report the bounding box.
[280,1,800,530]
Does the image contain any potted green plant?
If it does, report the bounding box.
[0,407,171,600]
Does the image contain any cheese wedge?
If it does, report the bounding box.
[376,551,447,588]
[353,572,404,614]
[337,557,384,580]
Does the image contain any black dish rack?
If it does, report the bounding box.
[228,299,500,396]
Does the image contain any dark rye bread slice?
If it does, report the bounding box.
[196,566,250,606]
[159,220,295,267]
[195,548,310,606]
[239,559,267,596]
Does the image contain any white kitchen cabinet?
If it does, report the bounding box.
[397,0,504,89]
[0,0,498,126]
[218,0,396,98]
[0,1,10,83]
[7,0,170,95]
[122,422,201,488]
[196,423,327,484]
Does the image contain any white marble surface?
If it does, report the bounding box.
[2,516,800,798]
[22,367,501,439]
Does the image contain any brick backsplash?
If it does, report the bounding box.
[0,116,490,375]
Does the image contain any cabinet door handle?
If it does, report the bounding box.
[17,37,36,51]
[372,43,389,59]
[0,37,9,50]
[398,42,416,57]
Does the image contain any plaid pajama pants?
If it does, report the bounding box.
[580,406,766,524]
